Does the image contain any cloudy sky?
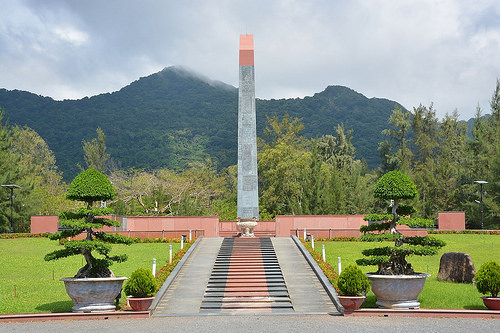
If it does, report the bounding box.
[1,0,499,120]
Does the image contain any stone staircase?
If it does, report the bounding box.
[200,237,294,313]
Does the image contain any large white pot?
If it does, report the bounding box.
[366,273,430,309]
[61,277,127,312]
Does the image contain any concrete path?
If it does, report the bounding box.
[272,237,338,314]
[153,237,223,315]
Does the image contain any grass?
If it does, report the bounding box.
[0,238,181,314]
[316,234,500,309]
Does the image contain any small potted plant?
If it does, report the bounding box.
[124,268,157,311]
[475,260,500,310]
[337,264,370,313]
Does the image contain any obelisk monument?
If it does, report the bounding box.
[237,34,259,222]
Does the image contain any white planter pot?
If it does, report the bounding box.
[61,277,127,312]
[366,273,430,309]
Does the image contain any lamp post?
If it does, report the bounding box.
[474,181,488,230]
[1,184,21,233]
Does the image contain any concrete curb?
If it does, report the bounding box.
[0,311,149,323]
[348,308,500,319]
[150,236,203,312]
[291,235,344,315]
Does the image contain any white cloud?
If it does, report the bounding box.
[1,0,499,120]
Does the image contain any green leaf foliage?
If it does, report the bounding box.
[360,222,391,233]
[124,268,157,298]
[94,232,135,245]
[398,217,434,228]
[66,169,115,203]
[356,256,390,266]
[359,233,400,242]
[363,214,393,222]
[393,204,416,216]
[374,170,417,200]
[475,261,500,298]
[337,265,370,296]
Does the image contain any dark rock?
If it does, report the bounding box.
[437,252,476,283]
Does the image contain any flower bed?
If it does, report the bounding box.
[301,240,339,292]
[312,237,360,242]
[155,242,192,290]
[429,230,500,235]
[0,233,50,239]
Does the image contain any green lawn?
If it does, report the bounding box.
[317,234,500,309]
[0,238,181,314]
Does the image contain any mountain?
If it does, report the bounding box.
[0,66,403,180]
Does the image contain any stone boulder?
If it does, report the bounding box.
[437,252,475,283]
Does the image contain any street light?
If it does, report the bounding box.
[1,184,21,233]
[473,180,488,230]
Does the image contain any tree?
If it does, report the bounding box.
[11,126,73,215]
[81,127,110,173]
[357,171,445,275]
[258,115,311,216]
[410,104,439,218]
[379,107,412,173]
[44,169,133,278]
[0,110,35,232]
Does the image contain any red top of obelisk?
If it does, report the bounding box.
[239,34,254,66]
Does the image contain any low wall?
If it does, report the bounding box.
[438,212,465,230]
[124,216,219,237]
[30,215,58,233]
[276,215,367,237]
[30,213,451,238]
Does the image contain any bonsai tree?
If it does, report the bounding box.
[124,268,157,298]
[45,169,133,278]
[356,171,445,275]
[337,265,370,296]
[476,261,500,298]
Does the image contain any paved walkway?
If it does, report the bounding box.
[153,237,338,316]
[153,237,223,315]
[272,237,338,314]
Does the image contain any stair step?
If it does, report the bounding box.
[200,303,294,309]
[201,237,293,313]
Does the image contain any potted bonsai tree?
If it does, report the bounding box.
[475,260,500,310]
[356,170,445,309]
[44,169,133,312]
[337,264,370,313]
[124,267,157,311]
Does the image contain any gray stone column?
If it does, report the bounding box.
[237,34,259,220]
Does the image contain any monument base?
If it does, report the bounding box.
[237,217,258,237]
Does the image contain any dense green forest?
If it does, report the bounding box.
[0,68,499,232]
[0,66,401,180]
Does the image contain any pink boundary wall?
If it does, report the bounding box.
[30,214,433,238]
[30,216,58,233]
[437,212,465,230]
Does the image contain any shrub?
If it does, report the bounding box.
[44,169,133,278]
[66,169,115,203]
[337,265,370,296]
[124,268,157,298]
[475,261,500,298]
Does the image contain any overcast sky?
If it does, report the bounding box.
[1,0,499,120]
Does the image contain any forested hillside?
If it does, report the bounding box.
[0,66,401,180]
